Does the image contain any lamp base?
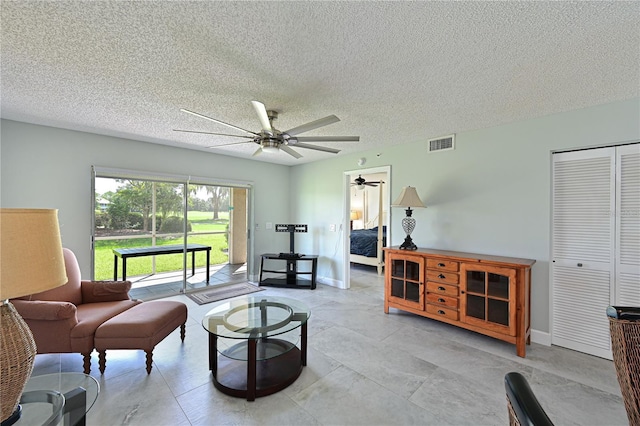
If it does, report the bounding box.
[399,235,417,250]
[1,302,37,424]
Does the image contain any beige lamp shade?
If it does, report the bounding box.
[350,210,362,221]
[0,209,67,299]
[392,186,426,208]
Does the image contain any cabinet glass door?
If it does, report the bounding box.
[461,264,516,334]
[388,255,424,309]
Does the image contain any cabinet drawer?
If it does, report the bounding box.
[426,281,458,297]
[427,259,459,272]
[426,304,458,321]
[426,270,459,285]
[426,293,458,310]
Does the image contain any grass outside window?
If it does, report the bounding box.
[94,212,231,281]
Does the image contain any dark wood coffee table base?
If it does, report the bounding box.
[209,336,306,401]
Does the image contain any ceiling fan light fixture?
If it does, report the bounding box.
[261,139,280,153]
[357,184,366,190]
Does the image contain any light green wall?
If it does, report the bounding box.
[2,98,638,335]
[0,120,292,278]
[290,98,640,334]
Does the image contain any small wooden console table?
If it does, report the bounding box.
[113,244,211,282]
[259,253,318,290]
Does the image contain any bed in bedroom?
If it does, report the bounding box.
[350,226,386,275]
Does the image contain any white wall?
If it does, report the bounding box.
[0,120,292,279]
[290,98,640,333]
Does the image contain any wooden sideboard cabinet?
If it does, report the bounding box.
[384,247,535,357]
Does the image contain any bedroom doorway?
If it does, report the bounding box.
[343,166,391,289]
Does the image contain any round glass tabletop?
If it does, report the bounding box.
[14,372,99,426]
[202,295,310,339]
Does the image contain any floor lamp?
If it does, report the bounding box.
[0,209,67,425]
[392,186,425,250]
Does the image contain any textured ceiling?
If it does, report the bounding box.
[1,1,639,166]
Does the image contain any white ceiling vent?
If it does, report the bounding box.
[427,134,455,153]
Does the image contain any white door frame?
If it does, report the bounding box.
[342,165,391,289]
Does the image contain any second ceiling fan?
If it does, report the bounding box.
[352,174,383,190]
[174,101,359,159]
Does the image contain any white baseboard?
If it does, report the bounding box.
[317,275,345,289]
[530,329,551,346]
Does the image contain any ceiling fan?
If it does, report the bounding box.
[352,175,383,190]
[174,101,359,159]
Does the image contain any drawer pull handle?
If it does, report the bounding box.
[438,263,445,267]
[438,310,445,315]
[438,298,445,303]
[438,286,446,291]
[438,274,446,279]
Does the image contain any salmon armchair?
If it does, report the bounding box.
[11,248,141,374]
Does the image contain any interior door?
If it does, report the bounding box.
[615,144,640,305]
[551,147,616,359]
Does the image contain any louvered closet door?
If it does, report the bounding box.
[552,148,615,359]
[616,144,640,305]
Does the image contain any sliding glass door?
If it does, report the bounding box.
[92,167,251,300]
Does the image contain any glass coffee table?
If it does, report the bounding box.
[202,295,310,401]
[9,372,99,426]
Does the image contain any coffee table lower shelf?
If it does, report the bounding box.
[210,338,304,401]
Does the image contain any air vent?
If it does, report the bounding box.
[427,134,455,153]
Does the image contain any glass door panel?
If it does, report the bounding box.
[391,278,405,298]
[391,259,404,277]
[466,294,486,319]
[487,273,509,299]
[406,262,420,281]
[466,271,485,294]
[488,299,509,325]
[93,177,187,299]
[406,282,421,302]
[186,184,231,290]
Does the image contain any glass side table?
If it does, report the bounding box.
[7,373,99,426]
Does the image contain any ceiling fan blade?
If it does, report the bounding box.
[283,115,340,136]
[280,144,303,159]
[251,101,273,134]
[180,109,259,136]
[173,129,253,138]
[252,147,263,157]
[292,142,340,154]
[294,136,359,142]
[207,140,255,148]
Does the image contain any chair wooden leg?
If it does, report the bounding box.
[180,323,186,342]
[82,353,91,374]
[98,350,107,374]
[145,350,153,374]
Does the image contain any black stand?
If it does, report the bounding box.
[275,224,307,258]
[258,254,318,289]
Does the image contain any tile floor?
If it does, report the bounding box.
[32,265,628,425]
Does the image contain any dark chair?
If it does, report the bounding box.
[504,372,554,426]
[607,306,640,425]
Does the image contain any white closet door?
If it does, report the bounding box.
[616,144,640,305]
[551,148,615,359]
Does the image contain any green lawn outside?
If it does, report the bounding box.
[94,211,230,280]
